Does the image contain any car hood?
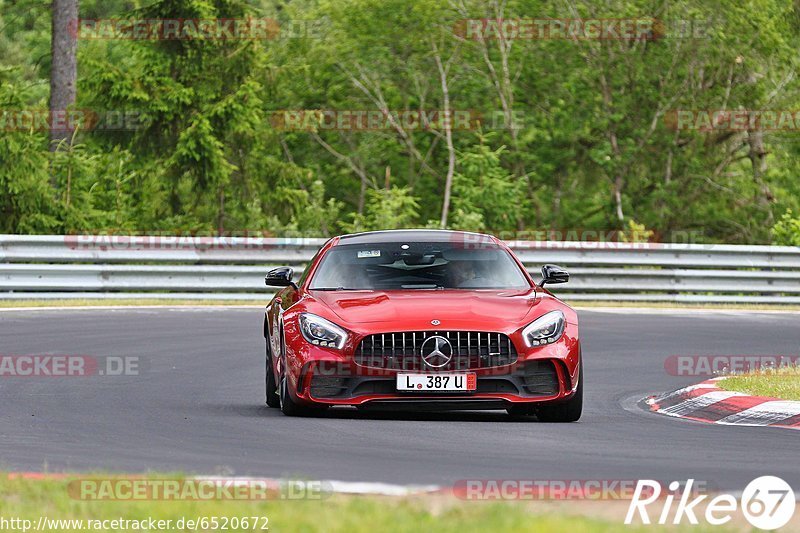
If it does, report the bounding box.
[310,288,542,330]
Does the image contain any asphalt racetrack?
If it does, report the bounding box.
[1,307,798,491]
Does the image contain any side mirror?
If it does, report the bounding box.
[265,267,297,289]
[539,264,569,287]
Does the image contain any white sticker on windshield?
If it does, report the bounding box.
[357,250,381,258]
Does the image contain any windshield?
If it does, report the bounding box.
[309,241,530,290]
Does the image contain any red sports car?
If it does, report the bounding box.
[263,230,582,422]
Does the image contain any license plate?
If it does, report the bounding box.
[397,373,477,392]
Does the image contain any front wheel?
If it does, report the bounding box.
[276,329,325,417]
[265,342,279,408]
[279,375,323,417]
[535,361,583,423]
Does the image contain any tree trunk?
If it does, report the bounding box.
[747,129,774,225]
[613,175,625,223]
[433,48,455,229]
[217,188,225,235]
[358,177,366,215]
[50,0,78,158]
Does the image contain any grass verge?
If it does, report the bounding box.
[718,366,800,401]
[0,475,725,533]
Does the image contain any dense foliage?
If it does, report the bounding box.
[2,0,800,243]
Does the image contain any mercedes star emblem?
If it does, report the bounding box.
[420,335,453,368]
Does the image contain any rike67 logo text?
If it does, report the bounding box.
[626,477,795,530]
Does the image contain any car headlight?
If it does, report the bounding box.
[522,310,565,347]
[299,313,348,349]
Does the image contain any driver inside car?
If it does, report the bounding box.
[447,260,491,288]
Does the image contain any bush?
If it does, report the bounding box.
[772,210,800,246]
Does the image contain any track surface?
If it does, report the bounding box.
[0,308,798,490]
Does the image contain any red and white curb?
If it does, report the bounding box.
[645,378,800,430]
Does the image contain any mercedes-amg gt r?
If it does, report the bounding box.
[263,230,582,422]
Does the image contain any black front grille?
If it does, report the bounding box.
[355,331,517,371]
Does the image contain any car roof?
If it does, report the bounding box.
[335,229,498,245]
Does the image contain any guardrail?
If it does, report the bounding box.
[2,234,800,303]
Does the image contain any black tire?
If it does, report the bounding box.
[279,375,319,417]
[535,360,583,423]
[276,329,325,417]
[265,340,280,408]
